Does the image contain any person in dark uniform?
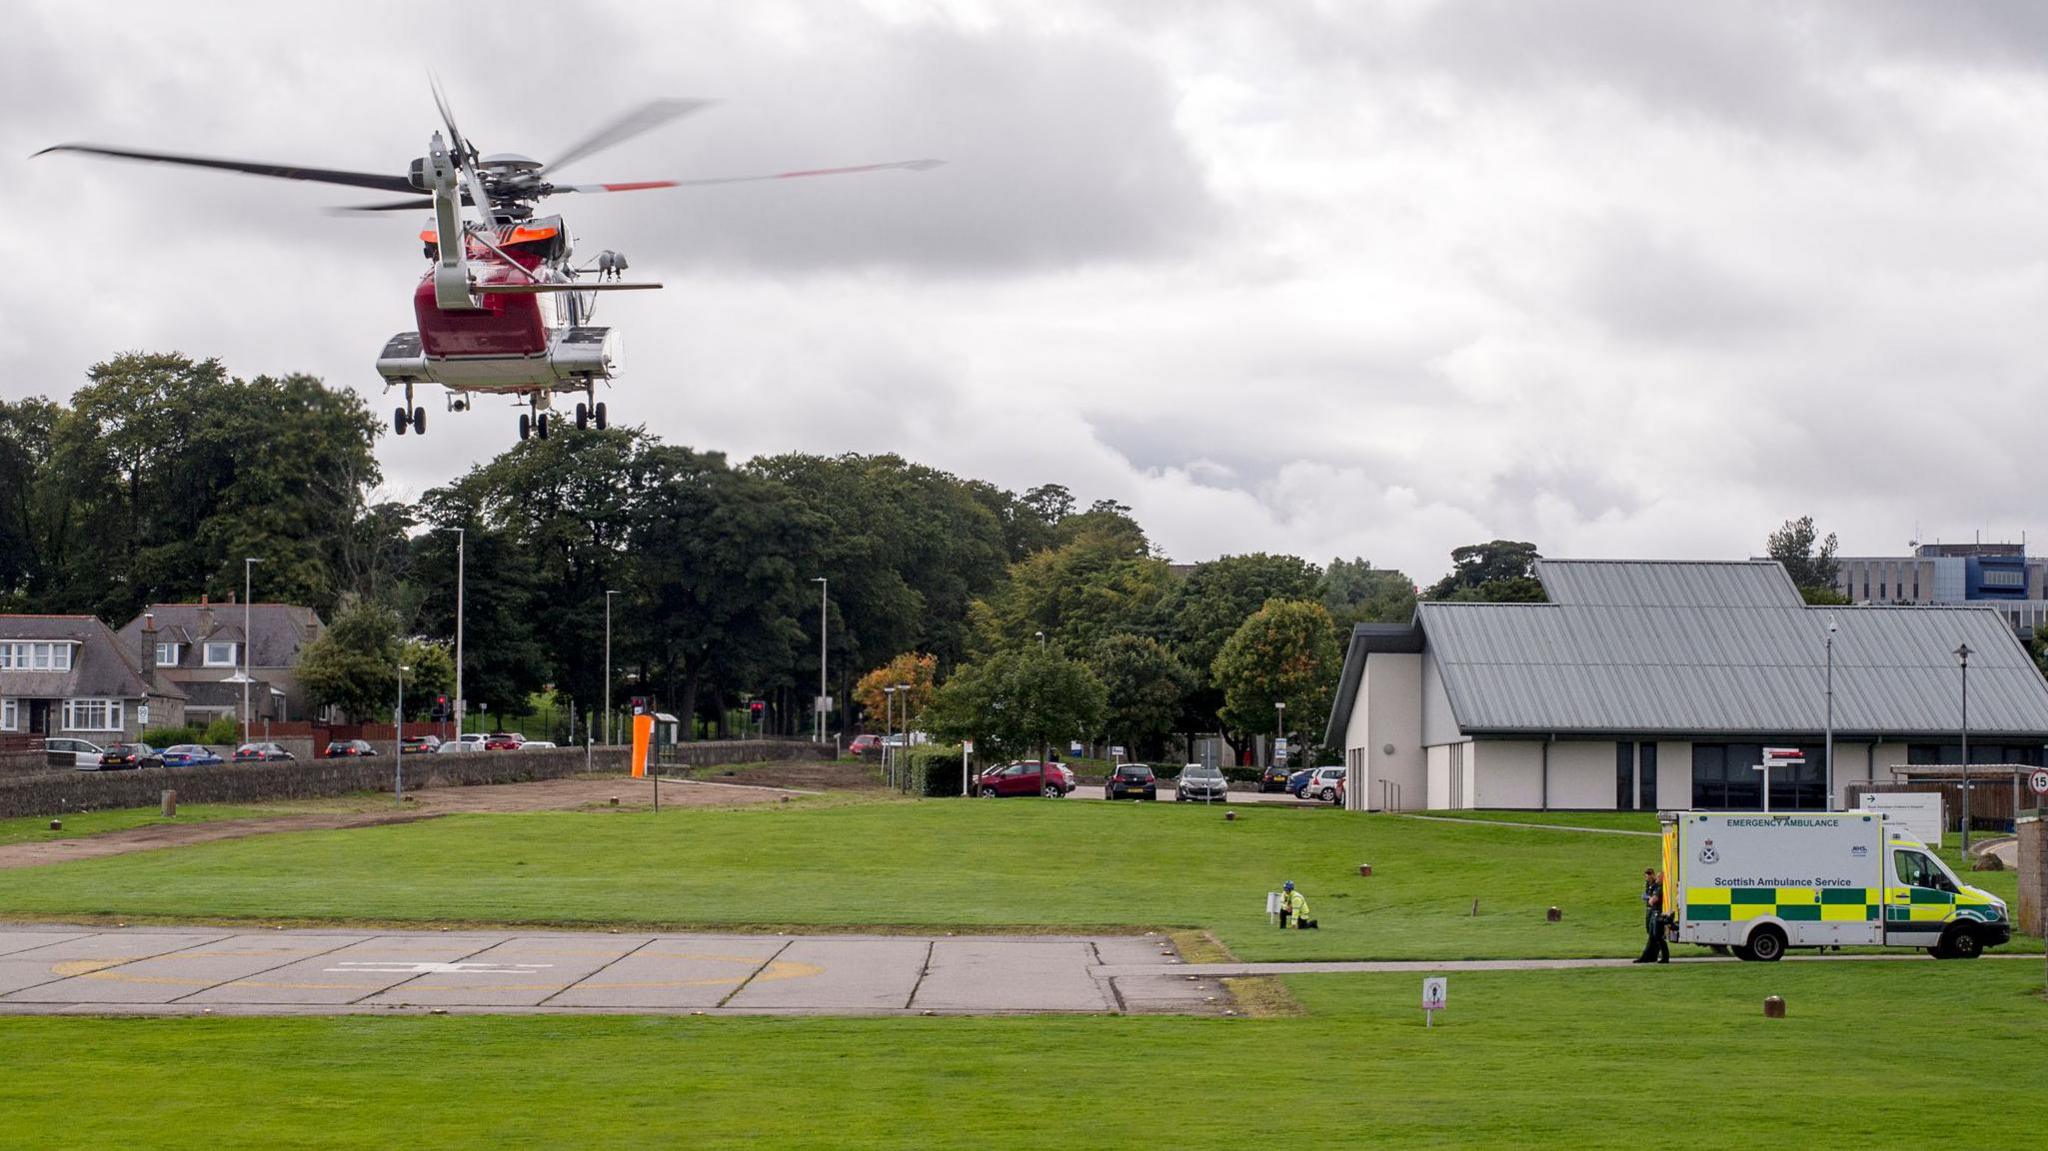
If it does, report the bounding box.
[1634,867,1669,964]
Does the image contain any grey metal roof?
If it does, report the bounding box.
[1325,559,2048,742]
[1536,558,1804,609]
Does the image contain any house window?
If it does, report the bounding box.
[63,698,123,732]
[203,642,238,667]
[155,642,180,666]
[0,642,74,672]
[0,699,16,732]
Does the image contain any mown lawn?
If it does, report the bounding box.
[0,961,2040,1149]
[0,804,287,847]
[0,798,2032,960]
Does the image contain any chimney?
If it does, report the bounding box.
[140,612,159,676]
[198,595,215,638]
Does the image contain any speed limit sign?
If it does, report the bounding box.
[2030,769,2048,797]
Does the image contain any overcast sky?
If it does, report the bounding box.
[6,1,2046,581]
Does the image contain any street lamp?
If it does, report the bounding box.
[1824,616,1836,811]
[883,686,898,787]
[1956,642,1972,854]
[1275,701,1286,770]
[1035,630,1046,650]
[604,589,619,746]
[898,682,914,792]
[241,556,262,745]
[812,577,828,744]
[395,662,409,805]
[453,526,466,737]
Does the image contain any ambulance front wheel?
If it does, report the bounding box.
[1933,927,1984,960]
[1741,926,1786,962]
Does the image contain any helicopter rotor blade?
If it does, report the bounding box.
[429,75,497,218]
[553,158,942,194]
[33,143,417,193]
[546,98,716,175]
[328,197,442,213]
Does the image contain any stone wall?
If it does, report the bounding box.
[0,739,828,819]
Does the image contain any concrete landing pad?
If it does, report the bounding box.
[0,926,1225,1017]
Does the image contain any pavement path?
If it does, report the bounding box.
[0,925,1225,1018]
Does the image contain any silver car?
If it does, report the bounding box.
[1176,763,1229,802]
[48,737,105,770]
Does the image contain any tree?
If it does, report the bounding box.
[1767,515,1841,596]
[1425,540,1545,602]
[1089,634,1193,759]
[298,598,401,722]
[1211,599,1343,754]
[1159,553,1322,757]
[1319,557,1416,628]
[854,652,939,732]
[398,639,456,720]
[927,644,1107,766]
[970,526,1172,656]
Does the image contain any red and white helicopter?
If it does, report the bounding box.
[40,85,939,440]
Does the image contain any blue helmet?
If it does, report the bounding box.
[1283,880,1294,891]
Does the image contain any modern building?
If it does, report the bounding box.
[0,614,186,741]
[115,598,324,726]
[1834,541,2048,637]
[1324,559,2048,812]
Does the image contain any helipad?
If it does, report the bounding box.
[0,925,1225,1017]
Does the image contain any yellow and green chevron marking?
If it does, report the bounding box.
[1683,887,1879,922]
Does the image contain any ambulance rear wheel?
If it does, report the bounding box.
[594,401,608,430]
[1745,926,1786,962]
[394,406,409,436]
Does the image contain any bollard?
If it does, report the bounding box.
[161,790,177,817]
[1359,864,1372,877]
[609,796,619,807]
[1470,898,1480,917]
[49,819,61,832]
[1763,996,1786,1019]
[1225,810,1237,822]
[1547,906,1562,923]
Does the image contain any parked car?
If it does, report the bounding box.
[1286,767,1315,797]
[1176,763,1229,802]
[434,739,481,754]
[232,742,295,763]
[1258,763,1294,793]
[458,733,486,747]
[483,732,526,751]
[1301,766,1346,802]
[159,744,224,768]
[47,737,105,770]
[520,740,557,750]
[399,734,442,755]
[976,760,1074,798]
[848,733,885,758]
[97,743,162,770]
[323,739,378,758]
[1105,763,1158,801]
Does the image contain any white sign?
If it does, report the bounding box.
[137,704,150,726]
[1859,792,1945,848]
[2030,769,2048,797]
[962,740,975,755]
[1762,747,1805,767]
[1422,977,1447,1010]
[815,695,834,712]
[1266,891,1283,917]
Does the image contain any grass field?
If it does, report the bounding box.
[0,804,291,846]
[0,961,2040,1149]
[0,798,2030,960]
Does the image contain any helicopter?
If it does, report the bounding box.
[38,84,940,441]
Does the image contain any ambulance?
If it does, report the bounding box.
[1659,811,2011,961]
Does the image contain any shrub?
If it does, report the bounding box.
[141,725,200,747]
[901,744,969,798]
[200,716,242,745]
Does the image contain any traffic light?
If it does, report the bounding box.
[431,695,448,722]
[749,700,765,716]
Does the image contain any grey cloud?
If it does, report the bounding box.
[1574,221,1806,346]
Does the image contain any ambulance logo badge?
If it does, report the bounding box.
[1698,840,1719,864]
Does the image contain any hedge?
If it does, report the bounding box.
[902,744,970,798]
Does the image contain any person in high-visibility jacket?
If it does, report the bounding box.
[1281,880,1319,930]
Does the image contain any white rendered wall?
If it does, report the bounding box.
[1473,741,1545,808]
[1343,652,1424,811]
[1547,741,1618,808]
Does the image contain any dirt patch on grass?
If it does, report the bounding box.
[1169,928,1304,1018]
[680,759,889,792]
[0,776,800,870]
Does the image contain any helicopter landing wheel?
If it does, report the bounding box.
[518,413,531,441]
[575,402,589,430]
[411,407,426,435]
[394,406,409,436]
[594,401,608,430]
[536,412,551,440]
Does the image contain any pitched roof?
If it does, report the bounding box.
[1325,559,2048,743]
[117,603,321,670]
[0,614,183,700]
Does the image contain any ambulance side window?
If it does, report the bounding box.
[1894,850,1956,893]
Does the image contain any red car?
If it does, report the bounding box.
[848,733,885,758]
[976,760,1075,798]
[483,732,526,751]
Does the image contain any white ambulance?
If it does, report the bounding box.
[1659,811,2011,961]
